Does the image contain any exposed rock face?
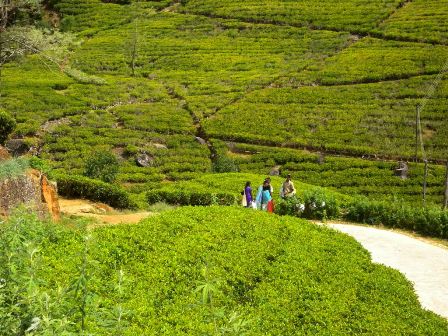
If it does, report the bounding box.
[0,169,60,221]
[5,139,30,157]
[0,145,11,161]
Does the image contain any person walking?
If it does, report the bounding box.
[256,179,273,211]
[281,174,296,198]
[244,181,253,208]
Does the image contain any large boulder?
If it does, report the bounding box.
[136,152,155,167]
[0,169,60,221]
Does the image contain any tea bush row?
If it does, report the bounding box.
[180,0,402,33]
[227,142,447,206]
[146,189,237,206]
[376,0,448,44]
[345,197,448,239]
[283,37,448,86]
[204,75,448,160]
[56,174,137,209]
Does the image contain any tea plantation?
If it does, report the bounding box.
[1,208,447,335]
[2,1,448,333]
[2,0,448,208]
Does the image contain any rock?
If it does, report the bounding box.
[395,161,409,180]
[317,153,325,165]
[0,169,60,221]
[195,137,207,145]
[153,143,168,150]
[136,153,155,167]
[5,139,30,157]
[94,203,113,214]
[269,165,281,176]
[0,145,11,161]
[40,175,61,221]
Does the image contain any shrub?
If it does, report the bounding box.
[84,149,119,183]
[212,155,239,173]
[146,189,237,206]
[275,195,305,217]
[302,188,340,220]
[345,197,448,239]
[56,174,137,209]
[0,109,16,145]
[0,157,29,181]
[34,206,448,334]
[275,189,340,220]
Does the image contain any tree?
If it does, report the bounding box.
[0,0,42,32]
[84,150,119,183]
[0,1,76,100]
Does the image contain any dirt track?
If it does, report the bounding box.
[328,223,448,319]
[59,199,152,227]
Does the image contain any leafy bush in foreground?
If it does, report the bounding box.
[56,174,136,209]
[35,206,448,334]
[0,210,86,335]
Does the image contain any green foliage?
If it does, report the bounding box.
[0,110,16,145]
[28,206,448,334]
[63,67,107,85]
[230,143,447,206]
[0,209,85,335]
[181,0,402,33]
[0,157,29,181]
[56,174,137,209]
[146,186,237,206]
[378,0,448,44]
[84,149,119,183]
[345,197,448,239]
[204,75,448,160]
[212,155,239,173]
[275,189,340,220]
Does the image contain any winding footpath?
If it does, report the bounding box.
[328,223,448,319]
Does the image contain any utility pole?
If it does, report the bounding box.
[422,159,428,205]
[415,105,420,162]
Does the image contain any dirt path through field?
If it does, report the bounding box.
[59,199,153,227]
[328,223,448,319]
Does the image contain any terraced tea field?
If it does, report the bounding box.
[2,0,448,206]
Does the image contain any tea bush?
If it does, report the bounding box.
[345,197,448,239]
[84,149,119,183]
[56,174,137,209]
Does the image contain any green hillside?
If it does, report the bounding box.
[1,0,448,205]
[2,207,447,334]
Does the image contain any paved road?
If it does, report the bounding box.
[328,223,448,319]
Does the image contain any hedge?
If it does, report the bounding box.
[56,175,137,209]
[146,189,237,206]
[345,197,448,239]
